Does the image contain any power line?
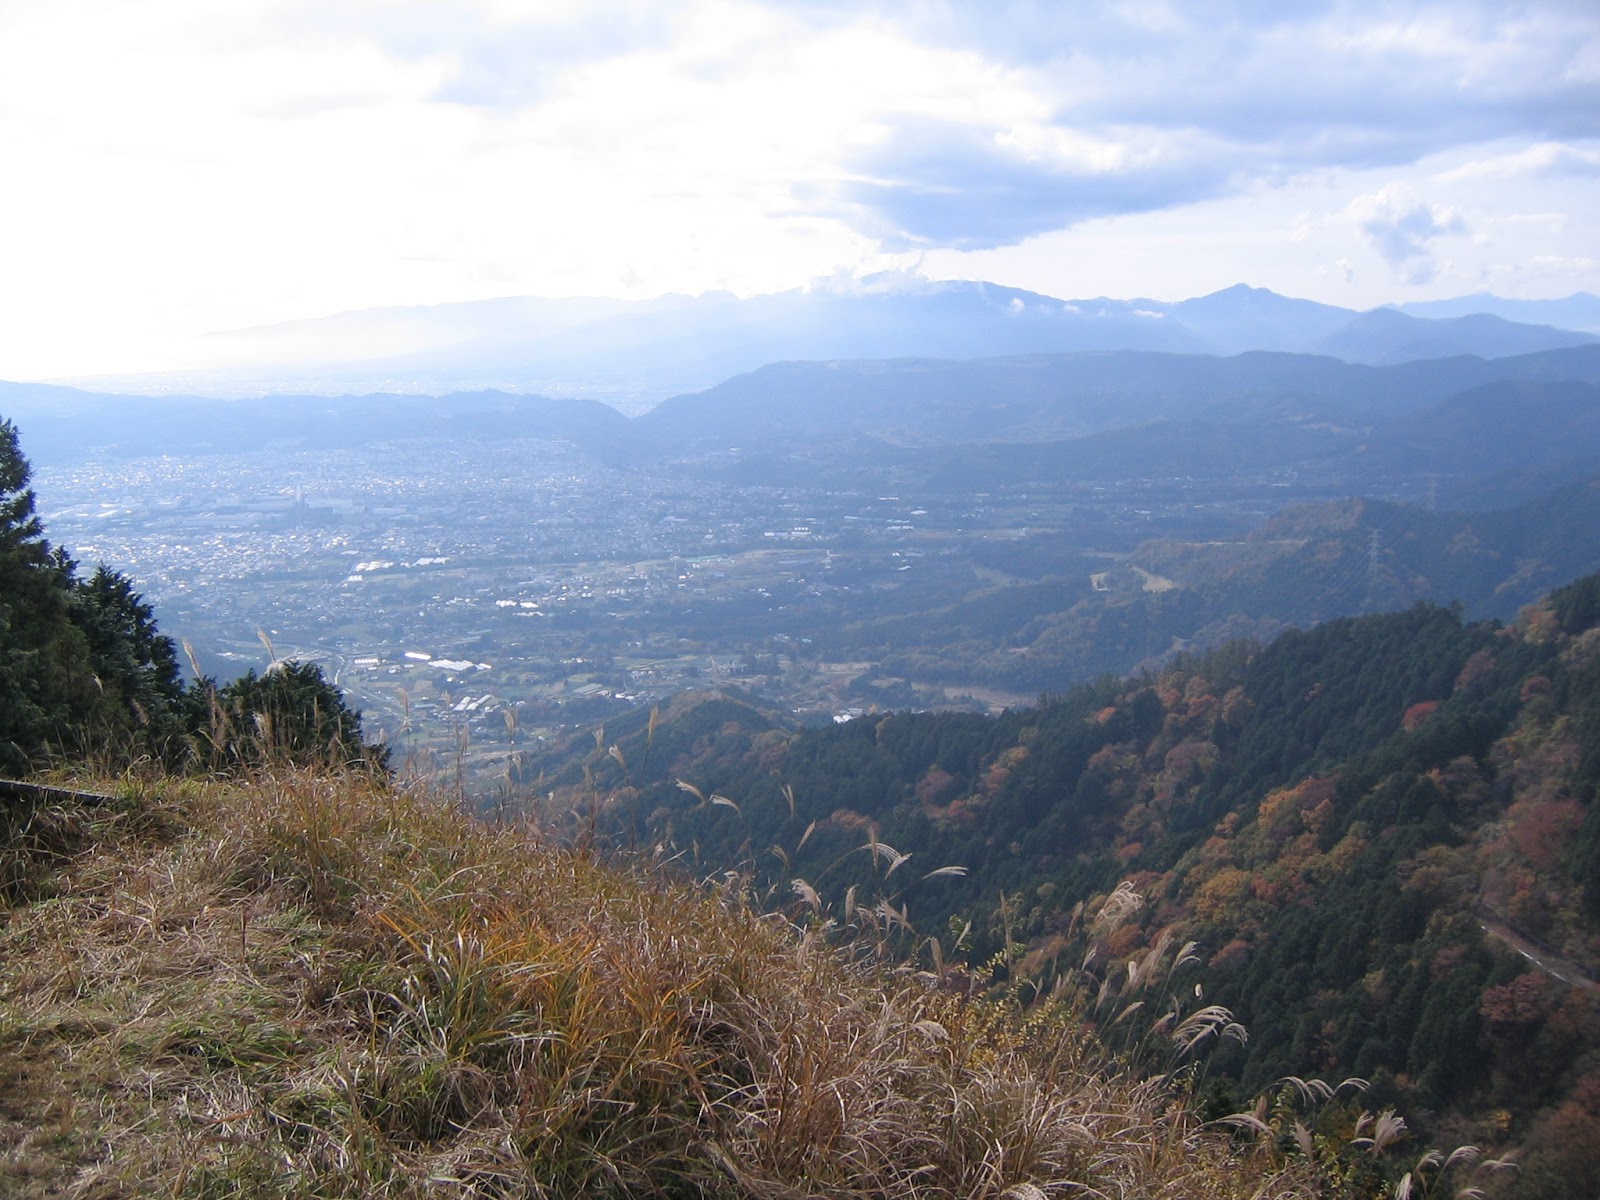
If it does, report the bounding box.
[1362,528,1382,613]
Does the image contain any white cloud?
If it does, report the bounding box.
[1439,142,1600,183]
[0,0,1595,378]
[1348,186,1468,284]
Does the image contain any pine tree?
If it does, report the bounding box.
[0,420,99,771]
[208,660,382,770]
[66,562,190,761]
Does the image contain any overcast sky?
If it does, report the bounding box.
[2,0,1597,379]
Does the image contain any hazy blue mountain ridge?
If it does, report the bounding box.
[51,280,1600,404]
[1394,290,1600,331]
[0,387,631,467]
[11,347,1600,524]
[632,344,1600,454]
[1312,307,1597,364]
[1163,283,1358,354]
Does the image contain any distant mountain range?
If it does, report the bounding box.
[1392,291,1600,330]
[11,344,1600,478]
[629,344,1600,454]
[52,278,1600,407]
[10,346,1600,514]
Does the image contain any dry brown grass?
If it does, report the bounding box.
[0,770,1318,1198]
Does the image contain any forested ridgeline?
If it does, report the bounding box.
[820,483,1600,697]
[536,576,1600,1197]
[0,418,378,775]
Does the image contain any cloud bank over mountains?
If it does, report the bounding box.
[48,277,1595,409]
[0,0,1595,380]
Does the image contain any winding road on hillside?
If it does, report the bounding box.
[1479,910,1600,996]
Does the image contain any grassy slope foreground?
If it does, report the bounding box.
[0,770,1331,1199]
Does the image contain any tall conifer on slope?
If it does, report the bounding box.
[66,561,191,761]
[0,418,101,772]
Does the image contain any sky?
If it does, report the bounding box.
[1,0,1597,380]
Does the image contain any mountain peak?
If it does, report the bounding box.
[1164,285,1357,355]
[1209,282,1277,298]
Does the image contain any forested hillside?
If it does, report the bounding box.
[537,576,1600,1197]
[810,483,1600,700]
